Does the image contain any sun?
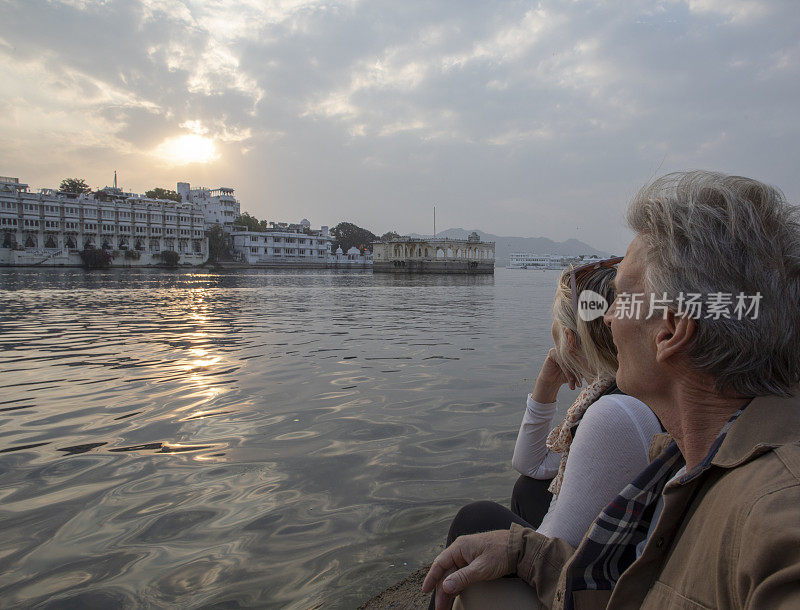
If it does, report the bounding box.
[153,133,219,165]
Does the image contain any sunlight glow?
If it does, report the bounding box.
[153,133,219,165]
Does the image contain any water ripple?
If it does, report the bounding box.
[0,267,574,608]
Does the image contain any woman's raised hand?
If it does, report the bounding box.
[532,348,581,403]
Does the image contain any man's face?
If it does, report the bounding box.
[605,236,662,400]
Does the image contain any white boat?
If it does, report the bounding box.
[507,252,568,269]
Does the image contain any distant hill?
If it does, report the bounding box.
[408,228,609,266]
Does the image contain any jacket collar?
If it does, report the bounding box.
[712,389,800,468]
[648,433,674,463]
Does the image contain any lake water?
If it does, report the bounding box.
[0,267,578,609]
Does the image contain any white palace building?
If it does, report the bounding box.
[231,218,335,267]
[0,176,217,267]
[0,175,341,268]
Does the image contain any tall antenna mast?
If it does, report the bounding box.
[433,205,436,238]
[114,171,117,189]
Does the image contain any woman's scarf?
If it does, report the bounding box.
[545,377,614,497]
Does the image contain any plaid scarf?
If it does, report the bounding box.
[562,408,745,609]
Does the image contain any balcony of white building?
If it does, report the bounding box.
[42,204,61,219]
[63,205,80,218]
[0,204,18,222]
[21,203,39,218]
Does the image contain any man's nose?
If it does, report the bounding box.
[603,300,615,327]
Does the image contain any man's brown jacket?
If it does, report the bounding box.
[507,391,800,609]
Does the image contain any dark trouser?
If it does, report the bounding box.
[429,476,553,609]
[510,474,553,529]
[445,475,552,545]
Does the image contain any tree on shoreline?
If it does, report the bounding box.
[331,222,377,254]
[59,178,91,194]
[145,187,181,202]
[158,250,181,267]
[235,212,268,232]
[207,223,233,262]
[79,247,112,269]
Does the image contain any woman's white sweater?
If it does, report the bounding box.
[512,393,662,548]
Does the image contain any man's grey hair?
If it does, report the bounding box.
[627,170,800,397]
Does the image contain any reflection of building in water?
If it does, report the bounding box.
[373,232,494,274]
[0,175,209,267]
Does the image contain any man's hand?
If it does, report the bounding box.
[421,530,512,610]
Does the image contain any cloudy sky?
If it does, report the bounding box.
[1,0,798,252]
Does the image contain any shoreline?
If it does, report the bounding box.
[358,566,431,610]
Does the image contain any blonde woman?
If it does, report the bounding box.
[427,260,662,610]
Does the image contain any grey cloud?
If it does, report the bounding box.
[1,0,799,252]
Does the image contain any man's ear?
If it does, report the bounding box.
[655,311,696,363]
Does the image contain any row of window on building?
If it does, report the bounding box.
[247,236,326,245]
[3,218,202,237]
[2,201,201,224]
[248,247,326,256]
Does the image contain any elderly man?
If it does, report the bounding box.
[423,171,800,609]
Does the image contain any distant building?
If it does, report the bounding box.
[373,231,494,274]
[177,182,240,230]
[0,175,207,267]
[507,253,566,269]
[326,244,372,268]
[231,222,332,267]
[1,174,378,271]
[506,253,610,270]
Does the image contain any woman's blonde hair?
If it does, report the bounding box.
[552,266,618,382]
